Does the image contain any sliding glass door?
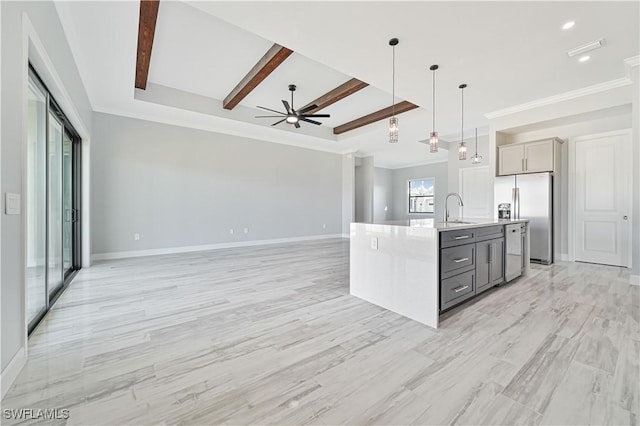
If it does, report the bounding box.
[26,75,48,326]
[27,66,82,334]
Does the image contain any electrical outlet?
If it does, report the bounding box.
[322,223,327,229]
[134,233,140,241]
[371,237,378,250]
[244,227,249,234]
[229,229,234,235]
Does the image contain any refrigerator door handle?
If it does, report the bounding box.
[516,188,521,219]
[512,188,517,219]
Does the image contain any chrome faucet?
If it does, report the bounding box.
[444,193,464,222]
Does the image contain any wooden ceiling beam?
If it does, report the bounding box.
[333,101,419,135]
[135,0,160,90]
[300,78,369,114]
[223,44,293,110]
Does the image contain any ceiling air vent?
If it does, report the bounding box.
[566,39,604,57]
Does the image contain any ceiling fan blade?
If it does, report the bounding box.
[297,104,318,114]
[294,121,301,128]
[271,119,286,126]
[301,114,330,118]
[300,117,322,125]
[282,100,292,113]
[255,115,286,118]
[257,106,285,115]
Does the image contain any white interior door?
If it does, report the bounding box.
[574,131,631,267]
[460,166,491,218]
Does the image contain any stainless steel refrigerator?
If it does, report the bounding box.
[494,172,553,264]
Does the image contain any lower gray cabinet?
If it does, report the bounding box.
[441,270,475,311]
[476,237,505,295]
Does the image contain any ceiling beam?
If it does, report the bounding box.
[223,44,293,110]
[135,0,160,90]
[300,78,369,114]
[333,101,419,135]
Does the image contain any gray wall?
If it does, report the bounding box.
[354,156,373,223]
[373,167,393,222]
[91,113,342,255]
[1,1,92,371]
[341,153,355,235]
[391,162,449,221]
[633,66,639,276]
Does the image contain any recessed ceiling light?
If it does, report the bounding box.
[579,55,591,62]
[562,21,575,30]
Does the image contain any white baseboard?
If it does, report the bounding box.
[341,233,350,239]
[1,347,26,399]
[92,234,345,261]
[558,253,570,261]
[630,275,640,286]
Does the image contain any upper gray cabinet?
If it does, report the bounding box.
[498,138,561,176]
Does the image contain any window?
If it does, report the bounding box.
[409,178,435,214]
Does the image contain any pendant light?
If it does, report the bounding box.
[458,83,467,160]
[429,64,439,152]
[471,128,483,164]
[388,38,399,143]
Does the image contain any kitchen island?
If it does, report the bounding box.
[350,218,529,329]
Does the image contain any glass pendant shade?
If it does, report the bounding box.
[458,83,467,161]
[471,128,482,164]
[389,117,399,143]
[429,131,439,152]
[429,64,439,153]
[458,141,467,160]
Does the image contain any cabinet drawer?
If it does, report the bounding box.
[440,229,476,248]
[441,270,475,310]
[441,244,475,278]
[475,225,504,242]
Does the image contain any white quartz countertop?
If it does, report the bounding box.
[356,218,529,231]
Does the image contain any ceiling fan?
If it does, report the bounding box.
[255,85,330,128]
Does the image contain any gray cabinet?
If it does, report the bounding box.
[475,237,504,295]
[440,224,510,311]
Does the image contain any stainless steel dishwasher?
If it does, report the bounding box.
[505,223,522,282]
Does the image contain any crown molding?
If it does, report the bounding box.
[382,158,449,170]
[624,55,639,68]
[485,77,632,120]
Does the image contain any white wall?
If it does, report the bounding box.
[503,113,632,259]
[391,162,448,221]
[91,113,343,257]
[373,167,393,222]
[447,135,491,218]
[341,153,355,235]
[1,0,92,378]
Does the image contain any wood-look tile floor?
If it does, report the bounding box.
[2,239,639,425]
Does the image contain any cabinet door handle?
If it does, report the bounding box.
[488,244,492,263]
[453,257,469,263]
[453,285,469,293]
[522,158,525,171]
[525,158,527,170]
[454,235,470,240]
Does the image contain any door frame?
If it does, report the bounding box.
[568,129,632,266]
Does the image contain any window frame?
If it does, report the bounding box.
[407,177,436,215]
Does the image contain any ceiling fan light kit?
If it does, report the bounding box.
[255,84,330,128]
[389,38,399,143]
[429,64,439,153]
[458,83,467,161]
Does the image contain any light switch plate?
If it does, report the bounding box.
[5,193,20,215]
[371,237,378,250]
